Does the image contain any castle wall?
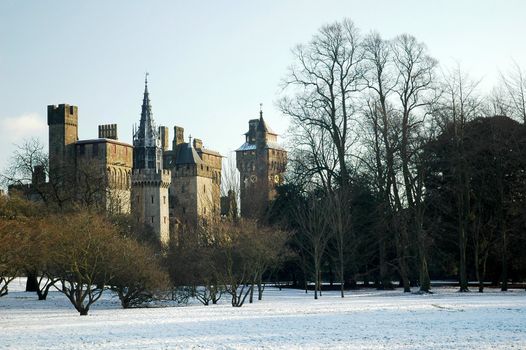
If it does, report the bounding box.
[76,139,133,214]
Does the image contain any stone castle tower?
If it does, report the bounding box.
[131,75,171,245]
[45,104,133,214]
[163,127,222,244]
[47,104,79,183]
[236,109,287,218]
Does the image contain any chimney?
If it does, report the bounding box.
[159,126,169,151]
[173,126,185,149]
[98,124,118,140]
[193,138,203,150]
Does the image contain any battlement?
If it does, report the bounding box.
[132,168,171,175]
[98,124,118,140]
[132,168,171,187]
[47,104,78,126]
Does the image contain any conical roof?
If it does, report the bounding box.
[175,142,203,165]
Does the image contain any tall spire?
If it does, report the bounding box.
[257,102,268,133]
[133,73,163,170]
[144,72,149,94]
[136,72,156,146]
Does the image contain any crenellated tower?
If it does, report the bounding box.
[47,104,79,184]
[131,74,171,245]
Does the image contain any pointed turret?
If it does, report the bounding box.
[256,103,268,133]
[131,73,171,246]
[133,73,163,171]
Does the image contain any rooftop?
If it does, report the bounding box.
[75,138,133,147]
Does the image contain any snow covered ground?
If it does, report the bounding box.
[1,278,525,349]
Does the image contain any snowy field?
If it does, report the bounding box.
[1,278,525,349]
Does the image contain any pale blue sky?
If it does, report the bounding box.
[1,0,525,173]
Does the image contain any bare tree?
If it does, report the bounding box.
[221,154,240,220]
[390,34,438,292]
[279,18,368,299]
[0,193,42,296]
[280,18,365,187]
[326,189,353,297]
[362,32,400,290]
[500,61,526,123]
[360,33,438,292]
[433,65,484,292]
[0,220,26,297]
[109,237,170,308]
[50,212,119,315]
[208,220,289,307]
[293,196,332,299]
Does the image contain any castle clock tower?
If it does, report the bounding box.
[236,107,287,218]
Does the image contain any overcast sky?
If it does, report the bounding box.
[1,0,525,174]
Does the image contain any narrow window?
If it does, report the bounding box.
[151,216,154,223]
[151,195,154,204]
[163,196,166,204]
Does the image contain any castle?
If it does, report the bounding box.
[13,76,286,246]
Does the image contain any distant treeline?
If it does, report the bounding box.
[263,18,526,295]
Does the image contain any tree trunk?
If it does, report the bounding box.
[340,258,345,298]
[318,270,322,297]
[417,215,430,293]
[314,261,319,300]
[378,227,391,290]
[459,225,468,292]
[419,254,430,293]
[249,282,254,303]
[25,272,38,292]
[396,219,411,293]
[501,230,508,292]
[474,243,483,293]
[458,179,469,292]
[257,282,263,301]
